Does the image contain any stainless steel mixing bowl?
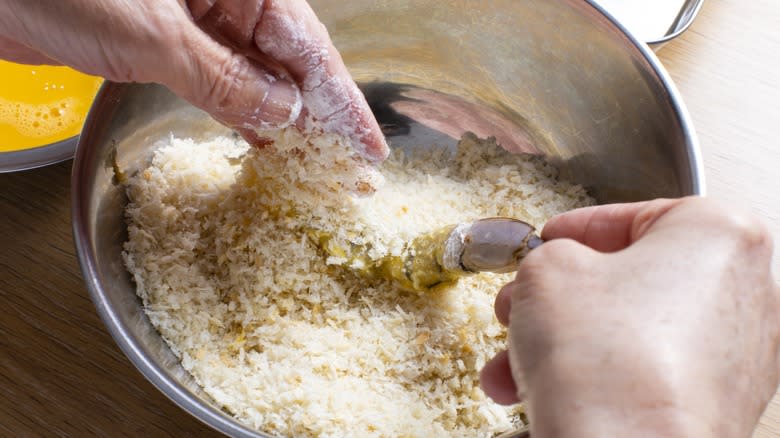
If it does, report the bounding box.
[72,1,704,436]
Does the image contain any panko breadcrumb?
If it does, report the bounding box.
[122,129,593,437]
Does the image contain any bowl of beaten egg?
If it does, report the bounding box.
[0,60,101,172]
[72,1,704,437]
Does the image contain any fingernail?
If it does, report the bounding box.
[361,131,390,163]
[527,235,544,250]
[258,79,302,128]
[495,282,514,326]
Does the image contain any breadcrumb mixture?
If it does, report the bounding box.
[122,129,593,437]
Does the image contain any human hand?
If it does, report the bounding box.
[0,0,388,162]
[480,197,779,437]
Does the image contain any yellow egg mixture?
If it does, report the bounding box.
[0,60,102,152]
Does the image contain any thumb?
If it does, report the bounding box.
[540,197,688,252]
[165,21,302,131]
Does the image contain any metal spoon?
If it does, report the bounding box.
[591,0,705,50]
[314,217,542,292]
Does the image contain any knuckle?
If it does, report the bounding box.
[632,198,675,236]
[204,56,247,114]
[517,238,591,280]
[186,0,217,20]
[677,197,773,256]
[722,210,774,254]
[512,240,601,326]
[299,46,330,91]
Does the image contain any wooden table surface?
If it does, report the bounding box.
[1,1,779,436]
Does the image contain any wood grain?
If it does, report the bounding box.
[0,162,220,437]
[0,0,779,436]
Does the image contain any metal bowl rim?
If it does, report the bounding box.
[646,0,706,46]
[0,135,78,173]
